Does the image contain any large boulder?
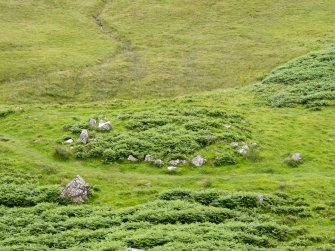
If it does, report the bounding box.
[192,155,206,167]
[98,120,112,131]
[61,175,90,203]
[78,129,89,144]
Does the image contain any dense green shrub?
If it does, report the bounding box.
[214,153,236,166]
[255,47,335,108]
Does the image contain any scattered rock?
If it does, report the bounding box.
[230,142,239,148]
[65,138,73,144]
[78,129,89,144]
[34,139,42,143]
[154,159,164,166]
[256,194,264,205]
[89,118,97,128]
[327,138,333,141]
[169,159,187,166]
[144,154,154,162]
[125,248,145,251]
[98,121,112,131]
[61,175,90,203]
[252,142,258,147]
[167,166,177,171]
[192,155,206,167]
[224,124,231,129]
[128,155,138,162]
[238,145,249,155]
[291,153,303,161]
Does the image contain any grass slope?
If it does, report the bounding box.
[1,0,335,103]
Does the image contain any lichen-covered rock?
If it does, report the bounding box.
[169,159,187,166]
[292,153,303,161]
[144,155,154,162]
[154,159,164,166]
[192,155,206,167]
[98,121,112,131]
[89,118,97,128]
[78,129,89,144]
[167,166,177,171]
[61,175,90,203]
[128,155,138,161]
[238,145,249,155]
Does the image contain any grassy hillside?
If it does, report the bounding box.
[1,0,335,103]
[1,0,335,250]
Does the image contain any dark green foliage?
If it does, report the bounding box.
[54,145,72,160]
[0,188,329,250]
[69,107,251,162]
[214,153,236,166]
[0,185,65,207]
[256,47,335,108]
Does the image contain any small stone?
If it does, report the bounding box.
[167,166,177,171]
[192,155,206,167]
[154,159,164,166]
[238,145,249,155]
[292,153,303,161]
[169,159,187,166]
[128,155,138,162]
[256,194,264,205]
[144,155,154,162]
[98,121,112,131]
[65,138,73,144]
[125,248,145,251]
[224,124,231,129]
[89,118,97,128]
[78,129,89,144]
[327,138,333,141]
[34,139,42,143]
[230,142,239,147]
[61,175,90,203]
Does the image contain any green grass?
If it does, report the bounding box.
[1,0,335,250]
[1,0,335,103]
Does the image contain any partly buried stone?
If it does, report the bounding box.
[78,129,89,144]
[291,153,303,162]
[89,118,97,128]
[238,145,249,155]
[128,155,138,162]
[169,159,187,166]
[64,138,73,144]
[230,142,239,148]
[61,175,90,203]
[154,159,164,166]
[144,154,154,162]
[98,120,112,131]
[167,166,177,171]
[192,155,206,167]
[256,194,265,205]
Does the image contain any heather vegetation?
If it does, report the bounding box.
[255,47,335,109]
[1,0,335,250]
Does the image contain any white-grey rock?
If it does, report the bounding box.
[144,155,154,162]
[292,153,303,161]
[89,118,97,128]
[327,138,333,141]
[128,155,138,162]
[167,166,177,171]
[169,159,187,166]
[230,142,239,148]
[192,155,206,167]
[61,175,90,203]
[65,138,73,144]
[98,121,112,131]
[256,194,264,205]
[154,159,164,166]
[224,124,231,129]
[238,145,249,155]
[125,248,145,251]
[78,129,89,144]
